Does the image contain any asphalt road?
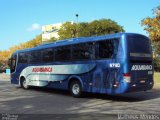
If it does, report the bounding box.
[0,75,160,120]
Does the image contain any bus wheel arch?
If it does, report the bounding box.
[20,76,29,89]
[68,77,83,97]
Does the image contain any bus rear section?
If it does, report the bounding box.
[126,34,154,92]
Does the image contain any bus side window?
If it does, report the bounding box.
[72,42,95,60]
[28,51,40,63]
[19,53,28,63]
[86,42,95,59]
[42,48,54,62]
[55,46,71,61]
[113,39,119,57]
[72,44,85,60]
[97,40,114,59]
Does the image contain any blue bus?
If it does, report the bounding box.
[9,33,154,97]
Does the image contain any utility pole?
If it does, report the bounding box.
[76,14,79,38]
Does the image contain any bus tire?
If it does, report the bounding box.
[20,77,29,89]
[70,81,82,98]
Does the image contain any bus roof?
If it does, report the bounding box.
[15,32,147,53]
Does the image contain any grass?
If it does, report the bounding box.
[154,72,160,88]
[154,72,160,83]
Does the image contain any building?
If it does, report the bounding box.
[42,23,62,43]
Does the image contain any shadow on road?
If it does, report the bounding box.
[83,89,160,102]
[17,86,160,102]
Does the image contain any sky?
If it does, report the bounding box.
[0,0,159,51]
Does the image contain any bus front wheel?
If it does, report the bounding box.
[20,77,29,89]
[70,81,82,98]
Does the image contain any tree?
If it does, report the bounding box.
[88,19,124,36]
[141,6,160,71]
[141,6,160,55]
[0,18,124,70]
[0,35,42,70]
[58,22,77,40]
[0,50,10,70]
[78,22,90,37]
[43,37,57,44]
[58,19,125,40]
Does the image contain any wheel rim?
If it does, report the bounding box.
[23,80,28,89]
[72,84,80,95]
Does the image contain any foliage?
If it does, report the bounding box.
[0,18,124,70]
[87,19,124,36]
[141,6,160,70]
[153,57,160,72]
[43,37,58,44]
[0,35,42,70]
[58,19,125,40]
[49,37,57,42]
[58,22,77,39]
[141,6,160,55]
[0,50,10,70]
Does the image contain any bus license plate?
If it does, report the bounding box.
[140,80,145,83]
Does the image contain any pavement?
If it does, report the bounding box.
[0,74,160,120]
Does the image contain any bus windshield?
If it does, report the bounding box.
[10,54,17,73]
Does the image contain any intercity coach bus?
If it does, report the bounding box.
[9,33,154,97]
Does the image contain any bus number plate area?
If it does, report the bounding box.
[140,80,145,83]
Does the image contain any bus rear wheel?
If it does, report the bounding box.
[70,81,82,98]
[20,77,29,89]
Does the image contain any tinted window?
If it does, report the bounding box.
[97,39,118,59]
[55,46,71,61]
[42,48,54,62]
[19,53,28,63]
[98,40,113,58]
[10,54,17,73]
[127,35,151,53]
[28,51,40,63]
[72,42,95,60]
